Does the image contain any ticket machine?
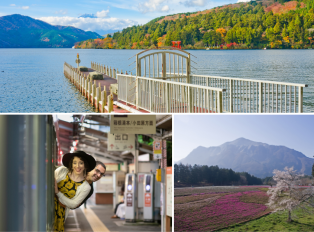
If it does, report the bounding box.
[125,173,137,222]
[143,174,154,222]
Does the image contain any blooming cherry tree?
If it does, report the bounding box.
[267,166,314,222]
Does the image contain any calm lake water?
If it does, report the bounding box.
[0,48,313,112]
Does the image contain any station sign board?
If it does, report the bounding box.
[110,115,156,134]
[108,133,135,151]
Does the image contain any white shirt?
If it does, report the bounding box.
[55,166,91,219]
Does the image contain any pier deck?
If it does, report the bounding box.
[81,68,118,101]
[64,64,150,113]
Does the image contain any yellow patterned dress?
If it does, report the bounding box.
[54,174,83,232]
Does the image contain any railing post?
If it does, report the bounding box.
[165,83,169,113]
[298,86,303,113]
[188,87,192,113]
[136,76,139,110]
[259,82,263,113]
[136,54,139,76]
[217,91,223,113]
[229,79,233,113]
[187,54,191,84]
[149,80,152,112]
[162,52,166,80]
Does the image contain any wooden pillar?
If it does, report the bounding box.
[96,85,100,111]
[92,81,96,106]
[101,87,107,113]
[107,94,113,113]
[166,216,171,232]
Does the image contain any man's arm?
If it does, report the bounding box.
[74,183,94,209]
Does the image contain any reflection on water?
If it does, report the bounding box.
[0,49,313,112]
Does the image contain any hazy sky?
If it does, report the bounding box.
[0,0,249,34]
[174,115,314,162]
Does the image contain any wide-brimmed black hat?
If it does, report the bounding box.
[62,151,96,172]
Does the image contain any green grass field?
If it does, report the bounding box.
[221,209,314,232]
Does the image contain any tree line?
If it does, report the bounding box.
[76,0,314,50]
[174,163,263,186]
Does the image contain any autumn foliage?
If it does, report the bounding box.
[75,0,314,50]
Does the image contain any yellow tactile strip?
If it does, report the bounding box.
[81,205,110,232]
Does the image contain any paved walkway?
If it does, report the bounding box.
[65,203,162,232]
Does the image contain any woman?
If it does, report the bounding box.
[54,151,96,232]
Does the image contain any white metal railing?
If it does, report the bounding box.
[118,74,225,113]
[190,75,308,113]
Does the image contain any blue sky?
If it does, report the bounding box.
[0,0,250,35]
[174,115,314,162]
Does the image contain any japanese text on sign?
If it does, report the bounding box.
[110,115,156,134]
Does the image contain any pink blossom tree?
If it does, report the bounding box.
[267,167,314,222]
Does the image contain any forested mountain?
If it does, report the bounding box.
[174,164,263,186]
[177,138,314,178]
[0,14,101,48]
[76,0,314,49]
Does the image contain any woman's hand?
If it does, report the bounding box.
[54,178,59,194]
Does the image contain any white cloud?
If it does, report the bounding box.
[161,5,169,12]
[37,16,137,32]
[181,0,209,7]
[55,10,68,15]
[9,4,29,9]
[95,9,109,18]
[138,0,169,13]
[237,0,251,2]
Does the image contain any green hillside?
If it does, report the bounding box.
[76,0,314,49]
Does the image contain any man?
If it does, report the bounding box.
[77,161,106,209]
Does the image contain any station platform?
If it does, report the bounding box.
[65,203,162,232]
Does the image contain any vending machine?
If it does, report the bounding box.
[125,173,137,222]
[143,174,154,222]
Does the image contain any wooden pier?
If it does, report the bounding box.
[64,48,308,113]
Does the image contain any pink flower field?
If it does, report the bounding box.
[175,189,270,231]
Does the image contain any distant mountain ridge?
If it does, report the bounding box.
[177,138,314,178]
[0,14,102,48]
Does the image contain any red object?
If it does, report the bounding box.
[172,41,181,49]
[145,193,151,207]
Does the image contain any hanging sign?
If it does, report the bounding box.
[108,133,135,151]
[153,140,162,159]
[110,115,156,134]
[166,167,172,217]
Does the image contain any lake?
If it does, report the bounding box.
[0,48,313,112]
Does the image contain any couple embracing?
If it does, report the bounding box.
[54,150,106,231]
